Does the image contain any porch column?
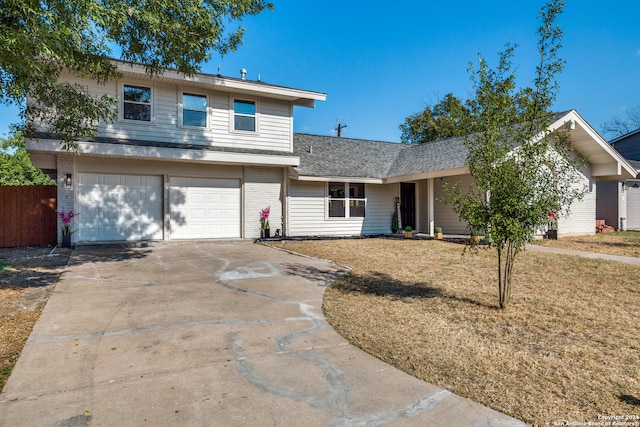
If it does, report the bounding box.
[428,178,435,235]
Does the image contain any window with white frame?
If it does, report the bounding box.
[123,84,152,122]
[181,93,207,127]
[233,99,256,131]
[328,182,366,218]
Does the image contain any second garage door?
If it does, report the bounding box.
[626,180,640,230]
[170,177,241,239]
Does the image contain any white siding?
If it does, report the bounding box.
[434,174,476,235]
[558,164,595,237]
[243,166,284,239]
[288,180,397,236]
[44,72,293,153]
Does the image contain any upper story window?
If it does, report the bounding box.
[123,84,152,122]
[234,99,256,132]
[182,93,207,127]
[328,182,366,218]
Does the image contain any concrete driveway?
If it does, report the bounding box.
[0,241,525,426]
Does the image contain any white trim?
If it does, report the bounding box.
[179,89,209,129]
[26,139,300,167]
[119,82,155,125]
[230,96,259,134]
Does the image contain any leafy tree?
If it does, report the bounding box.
[445,0,586,309]
[400,93,475,144]
[0,131,56,185]
[601,105,640,139]
[0,0,273,150]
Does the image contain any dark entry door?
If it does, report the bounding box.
[400,182,416,230]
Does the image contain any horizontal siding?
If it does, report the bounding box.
[243,166,284,239]
[559,173,596,236]
[288,181,397,236]
[434,174,475,235]
[45,72,293,152]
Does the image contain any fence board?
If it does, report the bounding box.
[0,186,57,247]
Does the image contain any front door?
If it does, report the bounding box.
[400,182,416,230]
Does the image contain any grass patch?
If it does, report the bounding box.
[270,238,640,425]
[532,231,640,258]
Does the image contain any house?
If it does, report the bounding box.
[596,130,640,230]
[290,111,637,237]
[26,63,637,244]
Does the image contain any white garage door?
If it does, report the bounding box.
[626,180,640,230]
[77,173,163,242]
[170,177,240,239]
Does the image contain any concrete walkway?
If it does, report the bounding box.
[525,244,640,265]
[0,241,525,426]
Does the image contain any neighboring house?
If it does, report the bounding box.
[597,130,640,230]
[26,63,637,244]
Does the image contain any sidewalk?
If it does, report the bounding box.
[525,244,640,265]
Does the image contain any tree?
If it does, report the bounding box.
[601,105,640,139]
[0,130,56,185]
[445,0,586,309]
[0,0,273,150]
[399,93,474,144]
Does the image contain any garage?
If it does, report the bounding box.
[77,173,163,242]
[626,180,640,230]
[169,177,241,239]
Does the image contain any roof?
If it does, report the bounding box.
[292,133,469,181]
[293,110,638,182]
[115,60,326,108]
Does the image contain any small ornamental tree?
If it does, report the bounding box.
[446,0,587,309]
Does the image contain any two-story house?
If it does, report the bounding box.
[26,61,637,244]
[27,61,326,243]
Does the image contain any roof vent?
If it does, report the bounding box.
[240,68,247,80]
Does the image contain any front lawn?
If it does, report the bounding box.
[269,238,640,425]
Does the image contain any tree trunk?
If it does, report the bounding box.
[497,240,518,309]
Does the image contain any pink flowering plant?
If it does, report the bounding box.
[260,206,270,230]
[547,209,558,231]
[57,210,75,236]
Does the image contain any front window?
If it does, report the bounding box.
[182,93,207,127]
[123,84,152,122]
[234,100,256,131]
[328,182,366,218]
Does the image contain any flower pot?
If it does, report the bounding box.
[434,232,443,240]
[470,235,481,244]
[546,230,557,240]
[62,234,71,248]
[262,228,270,239]
[404,231,413,238]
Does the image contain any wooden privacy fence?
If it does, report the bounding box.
[0,186,57,248]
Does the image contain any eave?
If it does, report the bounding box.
[550,111,638,181]
[26,139,300,167]
[116,62,327,108]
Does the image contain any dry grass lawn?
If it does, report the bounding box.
[269,238,640,425]
[0,247,69,391]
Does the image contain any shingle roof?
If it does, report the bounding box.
[293,133,469,179]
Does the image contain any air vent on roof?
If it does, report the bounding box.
[240,68,247,80]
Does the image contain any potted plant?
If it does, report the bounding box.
[260,206,271,238]
[57,210,75,248]
[403,226,413,238]
[391,211,399,233]
[546,209,558,240]
[434,226,443,240]
[470,228,481,244]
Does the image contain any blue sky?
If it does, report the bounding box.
[2,0,639,142]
